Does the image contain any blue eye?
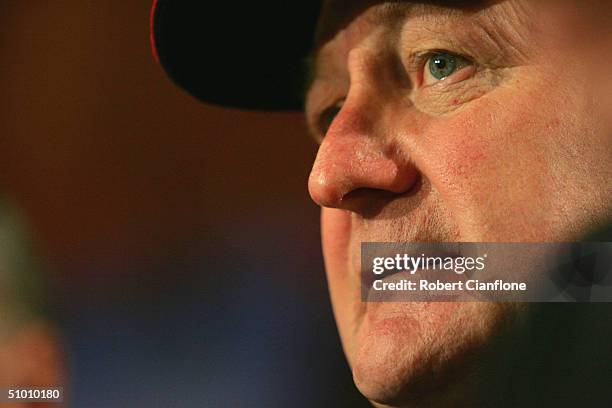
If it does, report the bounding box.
[428,52,459,80]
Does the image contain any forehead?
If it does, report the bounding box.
[307,0,530,87]
[314,0,495,47]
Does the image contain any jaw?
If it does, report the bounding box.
[348,301,520,407]
[321,207,523,407]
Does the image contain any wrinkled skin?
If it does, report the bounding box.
[305,1,612,406]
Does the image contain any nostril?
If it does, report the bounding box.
[345,174,421,202]
[340,177,423,218]
[341,189,396,218]
[342,187,398,203]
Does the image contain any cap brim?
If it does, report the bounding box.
[151,0,322,111]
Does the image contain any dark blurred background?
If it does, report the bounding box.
[0,2,369,406]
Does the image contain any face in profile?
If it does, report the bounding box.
[305,1,612,406]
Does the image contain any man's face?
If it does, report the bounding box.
[305,1,611,406]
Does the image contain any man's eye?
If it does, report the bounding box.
[423,52,472,86]
[318,102,343,136]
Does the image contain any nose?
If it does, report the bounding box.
[308,102,419,212]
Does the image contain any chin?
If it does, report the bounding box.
[348,302,520,407]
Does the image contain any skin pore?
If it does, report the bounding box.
[305,1,612,407]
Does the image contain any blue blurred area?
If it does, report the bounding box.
[58,225,369,408]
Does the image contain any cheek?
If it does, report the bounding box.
[420,104,504,207]
[414,91,556,239]
[415,94,507,175]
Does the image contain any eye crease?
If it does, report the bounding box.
[311,51,475,138]
[318,102,344,137]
